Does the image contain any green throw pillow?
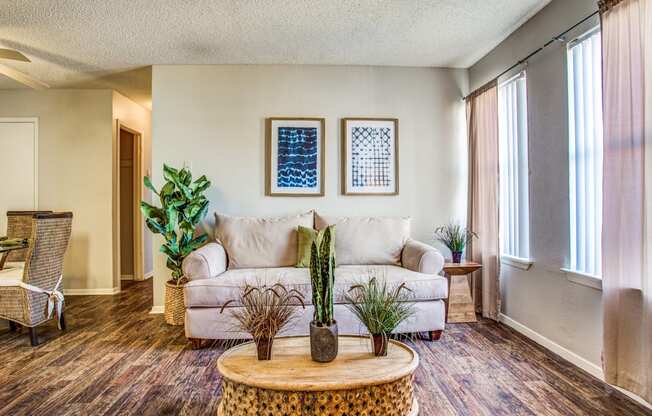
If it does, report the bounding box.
[296,226,318,268]
[296,225,336,268]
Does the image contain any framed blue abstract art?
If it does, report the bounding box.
[266,117,325,196]
[341,118,399,195]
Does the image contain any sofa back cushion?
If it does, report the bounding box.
[315,213,410,265]
[215,211,314,269]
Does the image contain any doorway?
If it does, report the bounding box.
[117,122,143,287]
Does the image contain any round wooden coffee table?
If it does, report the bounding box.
[217,336,419,416]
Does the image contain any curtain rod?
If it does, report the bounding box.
[463,10,599,100]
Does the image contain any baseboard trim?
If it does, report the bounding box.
[499,313,652,410]
[64,287,121,296]
[143,271,153,280]
[499,313,602,378]
[150,305,164,314]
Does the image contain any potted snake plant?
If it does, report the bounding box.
[140,164,210,326]
[309,226,338,363]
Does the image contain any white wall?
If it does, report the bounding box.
[112,91,153,287]
[469,0,604,365]
[0,89,114,291]
[0,89,152,295]
[151,64,469,308]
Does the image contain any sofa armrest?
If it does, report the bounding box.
[182,242,227,281]
[402,239,445,274]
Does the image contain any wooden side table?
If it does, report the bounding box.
[442,262,482,323]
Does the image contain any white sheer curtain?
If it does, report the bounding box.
[467,82,501,320]
[601,0,652,404]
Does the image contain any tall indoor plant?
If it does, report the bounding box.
[434,222,477,263]
[141,164,210,325]
[309,226,338,363]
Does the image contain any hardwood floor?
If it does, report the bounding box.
[0,280,649,416]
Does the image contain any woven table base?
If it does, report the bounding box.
[217,375,417,416]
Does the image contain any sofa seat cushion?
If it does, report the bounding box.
[184,265,447,308]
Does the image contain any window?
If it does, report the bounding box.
[567,28,603,278]
[498,72,530,261]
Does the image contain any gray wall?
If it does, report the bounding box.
[150,64,469,308]
[469,0,603,365]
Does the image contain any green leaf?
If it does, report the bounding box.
[160,181,175,199]
[143,176,158,195]
[166,206,178,234]
[145,218,165,235]
[182,234,208,256]
[140,201,164,220]
[163,164,179,182]
[190,175,211,193]
[179,168,192,186]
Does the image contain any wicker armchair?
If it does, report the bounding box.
[0,212,73,346]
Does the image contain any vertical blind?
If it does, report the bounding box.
[567,28,603,277]
[498,72,530,259]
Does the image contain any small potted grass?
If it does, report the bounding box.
[220,283,305,360]
[434,222,477,263]
[344,278,414,357]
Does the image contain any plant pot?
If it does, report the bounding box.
[371,333,389,357]
[255,337,273,360]
[310,321,338,363]
[164,281,185,326]
[451,251,463,263]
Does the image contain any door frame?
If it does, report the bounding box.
[115,120,144,286]
[0,117,39,209]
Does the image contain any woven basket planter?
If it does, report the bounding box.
[164,281,185,326]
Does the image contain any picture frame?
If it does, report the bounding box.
[341,118,399,195]
[265,117,325,197]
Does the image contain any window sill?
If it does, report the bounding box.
[561,268,602,291]
[501,255,534,271]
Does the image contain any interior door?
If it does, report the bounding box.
[0,119,37,233]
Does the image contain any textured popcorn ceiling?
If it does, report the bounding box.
[0,0,549,107]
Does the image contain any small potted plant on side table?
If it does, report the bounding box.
[345,278,415,356]
[434,223,477,263]
[140,164,211,326]
[309,226,338,363]
[220,284,305,360]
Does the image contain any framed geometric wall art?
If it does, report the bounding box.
[265,117,325,196]
[341,118,399,195]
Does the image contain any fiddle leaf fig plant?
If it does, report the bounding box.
[140,164,211,285]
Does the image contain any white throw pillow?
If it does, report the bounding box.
[315,213,410,266]
[215,211,314,269]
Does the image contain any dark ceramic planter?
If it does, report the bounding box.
[371,333,388,357]
[452,251,463,263]
[310,321,338,363]
[255,337,273,360]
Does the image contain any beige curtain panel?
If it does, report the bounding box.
[601,0,652,404]
[466,82,501,320]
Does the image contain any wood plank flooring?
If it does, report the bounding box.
[0,280,649,416]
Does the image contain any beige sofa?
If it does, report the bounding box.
[181,211,447,342]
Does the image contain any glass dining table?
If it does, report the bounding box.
[0,243,28,270]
